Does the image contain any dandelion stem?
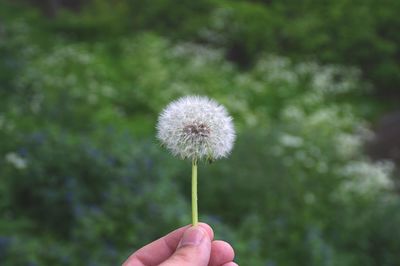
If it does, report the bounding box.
[192,158,198,226]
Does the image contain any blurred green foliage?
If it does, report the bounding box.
[47,0,400,97]
[1,1,400,265]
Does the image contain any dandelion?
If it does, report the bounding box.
[157,95,235,225]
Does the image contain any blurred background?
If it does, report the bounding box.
[1,0,400,265]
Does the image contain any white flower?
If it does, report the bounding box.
[157,96,235,161]
[5,152,27,169]
[338,160,394,196]
[280,133,304,148]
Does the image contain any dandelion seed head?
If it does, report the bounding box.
[157,96,235,161]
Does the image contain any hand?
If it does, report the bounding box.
[123,223,237,266]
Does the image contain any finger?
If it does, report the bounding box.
[208,240,235,266]
[159,226,212,266]
[123,223,213,266]
[222,262,238,266]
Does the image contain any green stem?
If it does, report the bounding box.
[192,158,198,226]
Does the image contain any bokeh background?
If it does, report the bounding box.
[1,0,400,265]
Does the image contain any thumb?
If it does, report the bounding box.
[160,226,211,266]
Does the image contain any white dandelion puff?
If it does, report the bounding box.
[157,95,235,161]
[156,95,235,226]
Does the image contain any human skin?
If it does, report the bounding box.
[122,223,237,266]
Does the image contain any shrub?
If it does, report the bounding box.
[1,12,399,266]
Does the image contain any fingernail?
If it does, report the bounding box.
[178,226,206,248]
